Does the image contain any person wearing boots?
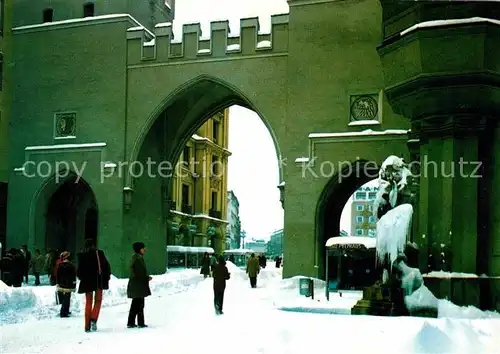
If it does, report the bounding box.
[127,242,152,328]
[212,255,230,315]
[56,251,77,317]
[77,239,111,333]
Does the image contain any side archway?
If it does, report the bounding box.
[31,173,98,254]
[315,160,380,279]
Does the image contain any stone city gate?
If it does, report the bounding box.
[11,0,476,285]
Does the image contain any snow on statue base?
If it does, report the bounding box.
[351,155,438,318]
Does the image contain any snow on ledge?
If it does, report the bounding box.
[423,271,500,279]
[423,271,478,278]
[325,236,376,249]
[278,181,285,187]
[25,142,106,151]
[295,157,309,164]
[401,17,500,36]
[309,129,408,139]
[13,14,154,38]
[348,120,380,126]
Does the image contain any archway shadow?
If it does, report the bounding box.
[32,173,98,255]
[315,160,380,280]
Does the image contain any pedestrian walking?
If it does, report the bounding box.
[56,251,76,317]
[127,242,152,328]
[246,253,260,288]
[77,239,111,333]
[200,252,211,278]
[212,255,230,315]
[32,249,44,285]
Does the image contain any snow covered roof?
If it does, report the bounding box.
[325,236,376,249]
[166,246,214,253]
[401,17,500,37]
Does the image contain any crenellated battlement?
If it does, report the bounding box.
[126,14,289,64]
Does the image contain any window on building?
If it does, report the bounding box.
[211,154,218,175]
[368,192,377,200]
[211,191,218,210]
[356,205,364,211]
[213,120,219,144]
[356,228,363,236]
[355,192,366,200]
[369,216,376,223]
[356,216,364,223]
[368,204,373,211]
[181,184,189,206]
[83,3,95,17]
[43,8,53,22]
[368,229,376,237]
[183,146,190,164]
[0,0,4,36]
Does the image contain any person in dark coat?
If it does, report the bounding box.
[200,252,210,278]
[10,249,24,287]
[212,255,230,315]
[127,242,152,328]
[21,245,31,284]
[77,239,111,333]
[56,251,77,317]
[0,250,14,286]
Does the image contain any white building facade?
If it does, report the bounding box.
[226,190,241,249]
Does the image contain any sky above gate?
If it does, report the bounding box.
[171,0,290,242]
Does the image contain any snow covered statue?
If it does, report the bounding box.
[370,155,438,316]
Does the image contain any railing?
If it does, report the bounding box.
[209,209,222,219]
[181,204,193,215]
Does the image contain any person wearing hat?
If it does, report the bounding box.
[56,251,77,318]
[126,242,152,328]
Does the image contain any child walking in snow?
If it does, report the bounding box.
[56,251,77,317]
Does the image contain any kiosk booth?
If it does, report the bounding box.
[325,236,377,300]
[223,249,252,267]
[166,246,215,270]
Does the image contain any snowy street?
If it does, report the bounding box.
[2,264,500,354]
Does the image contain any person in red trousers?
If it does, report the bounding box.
[76,239,111,332]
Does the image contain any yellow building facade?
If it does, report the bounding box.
[167,109,231,255]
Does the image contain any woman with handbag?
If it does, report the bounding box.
[77,238,111,332]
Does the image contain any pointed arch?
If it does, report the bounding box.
[127,74,283,186]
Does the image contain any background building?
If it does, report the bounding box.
[0,0,11,253]
[226,190,241,250]
[350,186,378,237]
[244,238,267,254]
[266,229,283,258]
[167,109,231,254]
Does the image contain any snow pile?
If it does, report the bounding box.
[376,203,413,267]
[413,318,494,353]
[0,280,9,291]
[0,269,205,325]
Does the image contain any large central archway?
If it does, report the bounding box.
[33,174,98,254]
[124,75,283,274]
[315,160,379,280]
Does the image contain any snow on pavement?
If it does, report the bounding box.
[2,264,500,353]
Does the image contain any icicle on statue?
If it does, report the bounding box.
[373,155,423,297]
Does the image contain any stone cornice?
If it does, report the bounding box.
[415,115,488,139]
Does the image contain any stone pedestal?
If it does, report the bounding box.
[351,284,407,316]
